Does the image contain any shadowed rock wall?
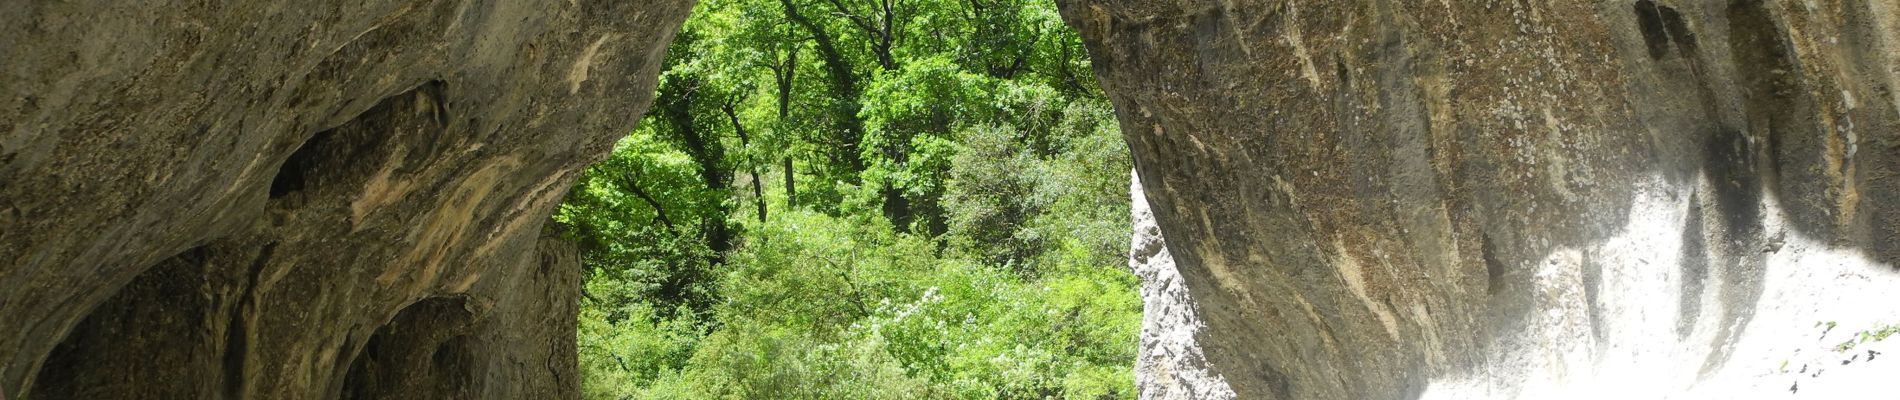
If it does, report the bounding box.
[0,0,689,398]
[1068,0,1900,398]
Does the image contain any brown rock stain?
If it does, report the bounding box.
[379,156,518,289]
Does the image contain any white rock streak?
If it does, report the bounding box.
[1418,173,1900,400]
[1131,171,1236,400]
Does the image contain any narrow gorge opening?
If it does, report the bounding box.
[552,0,1143,397]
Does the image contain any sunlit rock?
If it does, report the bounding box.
[1070,1,1900,398]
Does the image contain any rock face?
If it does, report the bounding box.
[0,0,689,398]
[1070,0,1900,399]
[1129,172,1235,400]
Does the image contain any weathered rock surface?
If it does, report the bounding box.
[0,0,689,398]
[1130,172,1235,400]
[1070,0,1900,398]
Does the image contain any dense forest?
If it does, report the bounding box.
[550,0,1138,397]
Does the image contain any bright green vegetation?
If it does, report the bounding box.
[1832,322,1900,352]
[552,0,1138,397]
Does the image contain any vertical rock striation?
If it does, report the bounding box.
[1072,0,1900,398]
[0,0,690,398]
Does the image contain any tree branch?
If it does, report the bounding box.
[722,99,770,223]
[621,172,678,233]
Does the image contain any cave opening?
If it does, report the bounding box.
[270,129,335,199]
[27,245,233,400]
[269,79,450,204]
[341,296,478,400]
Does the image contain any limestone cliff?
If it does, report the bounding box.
[0,0,690,398]
[1072,0,1900,398]
[1130,172,1235,400]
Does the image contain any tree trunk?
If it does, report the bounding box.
[724,102,769,223]
[781,0,867,176]
[783,157,797,209]
[774,45,799,209]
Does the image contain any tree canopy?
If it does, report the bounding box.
[553,0,1136,397]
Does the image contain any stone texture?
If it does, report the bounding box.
[1068,0,1900,398]
[1130,171,1235,400]
[0,0,689,398]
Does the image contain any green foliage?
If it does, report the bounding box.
[578,302,704,398]
[860,56,988,198]
[558,131,725,316]
[562,0,1135,397]
[576,210,1137,399]
[941,94,1127,274]
[1832,322,1900,352]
